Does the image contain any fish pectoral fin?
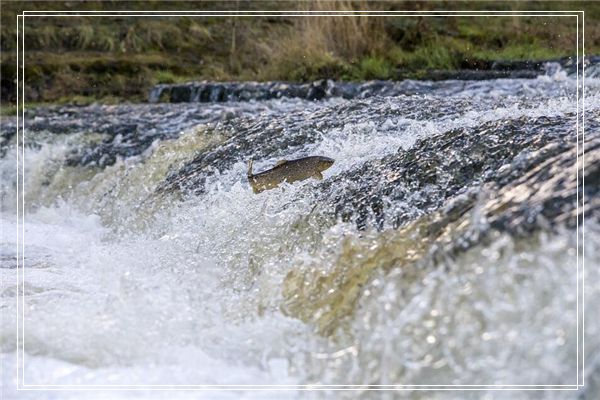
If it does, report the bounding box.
[314,171,323,180]
[276,160,287,166]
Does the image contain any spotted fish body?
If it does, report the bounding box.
[247,156,335,193]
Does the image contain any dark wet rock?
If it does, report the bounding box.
[314,113,599,233]
[155,95,515,196]
[155,109,329,195]
[154,89,596,199]
[282,130,600,335]
[169,85,193,103]
[282,113,599,336]
[420,69,540,81]
[147,72,571,105]
[145,79,422,103]
[428,130,598,256]
[491,55,600,75]
[144,77,482,104]
[147,57,596,104]
[417,56,595,81]
[0,102,309,167]
[67,123,146,167]
[316,108,600,238]
[0,127,14,156]
[307,79,328,100]
[490,59,551,72]
[148,80,336,104]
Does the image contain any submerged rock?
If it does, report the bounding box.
[281,113,599,335]
[147,57,597,104]
[148,79,334,104]
[0,101,321,167]
[155,96,452,195]
[315,113,595,231]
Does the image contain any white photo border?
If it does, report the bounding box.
[14,9,586,392]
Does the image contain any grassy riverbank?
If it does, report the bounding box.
[1,1,599,106]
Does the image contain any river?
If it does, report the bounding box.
[1,61,599,399]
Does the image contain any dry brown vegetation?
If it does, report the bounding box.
[259,1,391,80]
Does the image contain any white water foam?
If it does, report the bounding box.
[1,73,599,399]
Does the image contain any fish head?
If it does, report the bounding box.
[315,156,335,172]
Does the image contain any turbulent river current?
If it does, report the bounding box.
[1,61,600,399]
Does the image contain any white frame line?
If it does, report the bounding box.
[14,10,585,391]
[15,12,21,395]
[577,11,585,387]
[576,11,579,389]
[20,10,586,14]
[16,13,582,17]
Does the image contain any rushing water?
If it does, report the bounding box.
[1,63,599,399]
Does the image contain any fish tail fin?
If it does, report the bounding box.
[247,159,254,177]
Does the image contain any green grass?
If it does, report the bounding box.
[357,57,394,80]
[0,104,18,116]
[473,43,563,61]
[0,96,124,116]
[154,70,195,84]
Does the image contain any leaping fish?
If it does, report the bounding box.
[247,156,335,193]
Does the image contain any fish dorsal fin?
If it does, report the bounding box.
[276,160,287,166]
[247,159,254,176]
